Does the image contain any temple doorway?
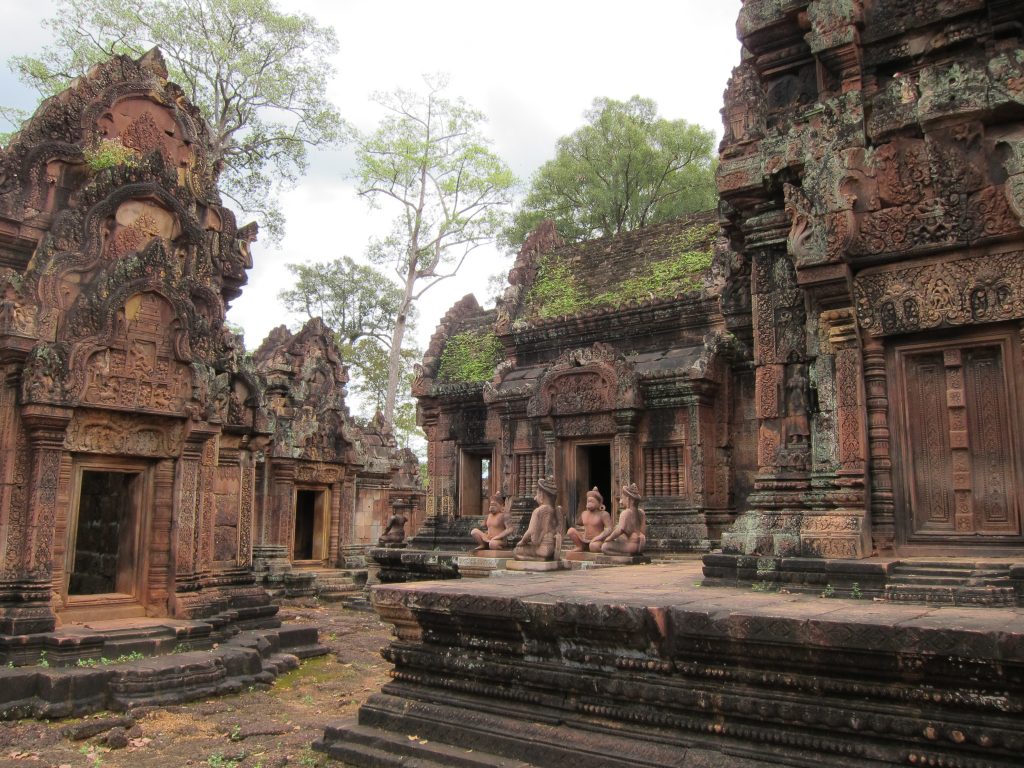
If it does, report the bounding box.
[66,462,150,602]
[293,488,328,562]
[573,443,612,517]
[459,450,492,517]
[890,328,1024,546]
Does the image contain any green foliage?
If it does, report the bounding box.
[351,73,516,422]
[75,651,146,667]
[821,583,836,598]
[523,222,715,320]
[505,96,717,248]
[7,0,344,244]
[83,138,140,171]
[207,754,239,768]
[278,256,419,419]
[526,253,586,319]
[436,329,502,383]
[851,582,863,599]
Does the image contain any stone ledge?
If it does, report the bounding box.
[0,624,326,720]
[342,562,1024,767]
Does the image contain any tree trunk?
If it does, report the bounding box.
[383,264,418,425]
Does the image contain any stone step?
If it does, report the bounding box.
[883,583,1017,607]
[887,574,970,586]
[315,718,534,768]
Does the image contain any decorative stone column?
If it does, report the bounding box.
[171,422,217,618]
[863,338,895,551]
[0,405,72,633]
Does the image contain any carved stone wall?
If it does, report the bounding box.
[718,0,1024,557]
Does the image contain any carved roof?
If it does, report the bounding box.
[0,48,265,430]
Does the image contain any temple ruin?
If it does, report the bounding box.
[0,50,419,641]
[317,2,1024,766]
[415,0,1024,575]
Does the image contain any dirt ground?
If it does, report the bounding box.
[0,600,393,768]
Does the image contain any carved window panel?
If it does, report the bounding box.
[643,445,686,497]
[890,329,1023,543]
[514,452,545,498]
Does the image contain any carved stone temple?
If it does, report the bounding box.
[0,50,418,639]
[317,3,1024,766]
[415,0,1024,573]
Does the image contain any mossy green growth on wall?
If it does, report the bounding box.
[436,328,503,383]
[83,138,139,171]
[524,252,587,319]
[594,248,713,308]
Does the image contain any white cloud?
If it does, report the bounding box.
[1,0,744,354]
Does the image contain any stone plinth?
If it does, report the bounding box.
[316,562,1024,767]
[455,552,513,579]
[504,560,565,572]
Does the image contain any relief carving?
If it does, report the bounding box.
[81,292,191,412]
[855,250,1024,336]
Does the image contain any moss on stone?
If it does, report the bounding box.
[436,328,502,383]
[525,252,587,319]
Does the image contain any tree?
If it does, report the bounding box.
[505,96,717,247]
[352,74,516,424]
[7,0,343,243]
[278,257,418,419]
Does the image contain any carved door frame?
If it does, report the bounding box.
[291,484,331,564]
[61,455,155,611]
[888,324,1024,548]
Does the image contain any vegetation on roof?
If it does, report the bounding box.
[522,221,717,320]
[83,138,140,171]
[436,328,503,383]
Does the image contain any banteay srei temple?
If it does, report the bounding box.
[0,48,420,649]
[5,1,1024,766]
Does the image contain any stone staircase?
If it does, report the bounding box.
[309,568,367,602]
[883,561,1018,606]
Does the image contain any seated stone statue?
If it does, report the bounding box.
[567,486,612,552]
[378,505,408,545]
[601,483,647,556]
[513,476,563,561]
[470,492,514,551]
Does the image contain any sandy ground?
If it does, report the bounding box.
[0,600,392,768]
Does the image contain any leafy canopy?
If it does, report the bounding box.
[505,96,717,247]
[8,0,343,243]
[278,256,424,452]
[352,73,516,423]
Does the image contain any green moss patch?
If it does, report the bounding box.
[436,328,503,383]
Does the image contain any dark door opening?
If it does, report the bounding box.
[69,470,141,596]
[293,489,327,561]
[575,444,612,515]
[459,451,492,517]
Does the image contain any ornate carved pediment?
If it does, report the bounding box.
[527,343,641,417]
[66,410,184,457]
[854,249,1024,336]
[74,291,192,413]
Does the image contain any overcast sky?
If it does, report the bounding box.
[0,0,743,375]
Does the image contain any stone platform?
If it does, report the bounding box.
[316,561,1024,767]
[0,619,326,719]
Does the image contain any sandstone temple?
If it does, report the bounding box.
[417,0,1024,573]
[0,50,419,638]
[311,3,1024,765]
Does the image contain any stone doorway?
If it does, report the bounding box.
[65,459,152,608]
[889,328,1024,546]
[458,450,492,518]
[573,443,612,518]
[293,488,328,562]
